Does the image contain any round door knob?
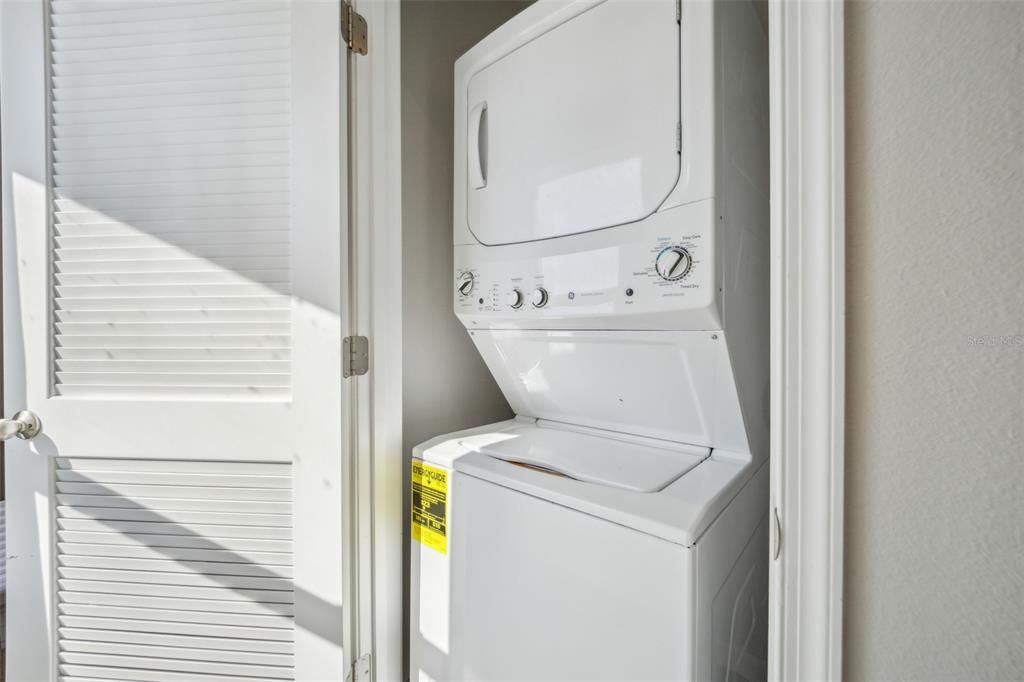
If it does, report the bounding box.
[531,287,549,308]
[456,272,475,297]
[0,410,41,441]
[654,246,692,281]
[506,288,524,309]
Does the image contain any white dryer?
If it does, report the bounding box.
[411,1,769,680]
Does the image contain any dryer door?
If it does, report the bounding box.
[464,0,680,245]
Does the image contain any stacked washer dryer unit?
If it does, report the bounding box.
[411,0,768,680]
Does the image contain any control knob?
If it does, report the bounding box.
[456,271,475,297]
[531,287,549,308]
[506,288,524,309]
[654,246,692,281]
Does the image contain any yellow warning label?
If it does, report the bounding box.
[411,461,447,555]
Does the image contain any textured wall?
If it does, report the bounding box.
[844,2,1024,679]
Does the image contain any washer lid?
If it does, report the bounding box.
[458,423,706,494]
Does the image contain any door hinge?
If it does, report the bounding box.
[676,122,682,153]
[349,654,371,682]
[772,506,782,560]
[343,335,369,378]
[341,0,368,55]
[676,0,681,23]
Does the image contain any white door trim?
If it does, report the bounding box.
[767,1,846,680]
[350,1,404,681]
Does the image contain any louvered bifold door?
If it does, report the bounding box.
[0,2,347,681]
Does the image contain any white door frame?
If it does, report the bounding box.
[349,1,404,681]
[767,0,846,680]
[356,1,847,680]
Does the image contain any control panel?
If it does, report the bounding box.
[453,201,717,327]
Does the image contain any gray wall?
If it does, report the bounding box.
[400,3,527,679]
[401,0,526,457]
[844,2,1024,679]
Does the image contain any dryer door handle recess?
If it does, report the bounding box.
[468,101,488,189]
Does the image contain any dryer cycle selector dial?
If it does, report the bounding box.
[654,246,693,281]
[506,288,524,309]
[456,272,476,297]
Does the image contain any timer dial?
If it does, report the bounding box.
[654,246,692,281]
[456,272,475,297]
[506,288,524,309]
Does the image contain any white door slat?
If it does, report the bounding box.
[56,466,288,483]
[52,79,286,106]
[54,153,288,174]
[55,481,290,501]
[50,2,286,26]
[54,385,290,400]
[59,627,294,655]
[55,372,290,388]
[56,244,289,262]
[53,127,289,150]
[56,311,289,325]
[57,504,291,524]
[53,22,288,53]
[54,165,287,187]
[59,665,275,682]
[55,185,289,205]
[55,203,289,221]
[53,101,289,128]
[55,258,289,277]
[59,653,291,681]
[58,589,294,616]
[55,494,291,514]
[50,8,288,40]
[52,37,290,68]
[59,543,290,568]
[56,458,289,474]
[54,117,289,140]
[54,271,289,287]
[57,567,292,592]
[57,295,289,310]
[57,531,293,554]
[57,520,291,540]
[53,140,290,162]
[57,360,290,374]
[51,47,291,76]
[58,603,294,630]
[57,616,293,643]
[56,239,291,256]
[51,66,291,94]
[54,346,290,360]
[54,219,289,236]
[55,469,289,487]
[58,555,292,580]
[53,20,288,52]
[55,283,287,298]
[55,335,291,348]
[60,640,291,668]
[58,579,294,605]
[56,318,290,332]
[57,507,288,528]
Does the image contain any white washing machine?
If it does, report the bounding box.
[411,1,769,680]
